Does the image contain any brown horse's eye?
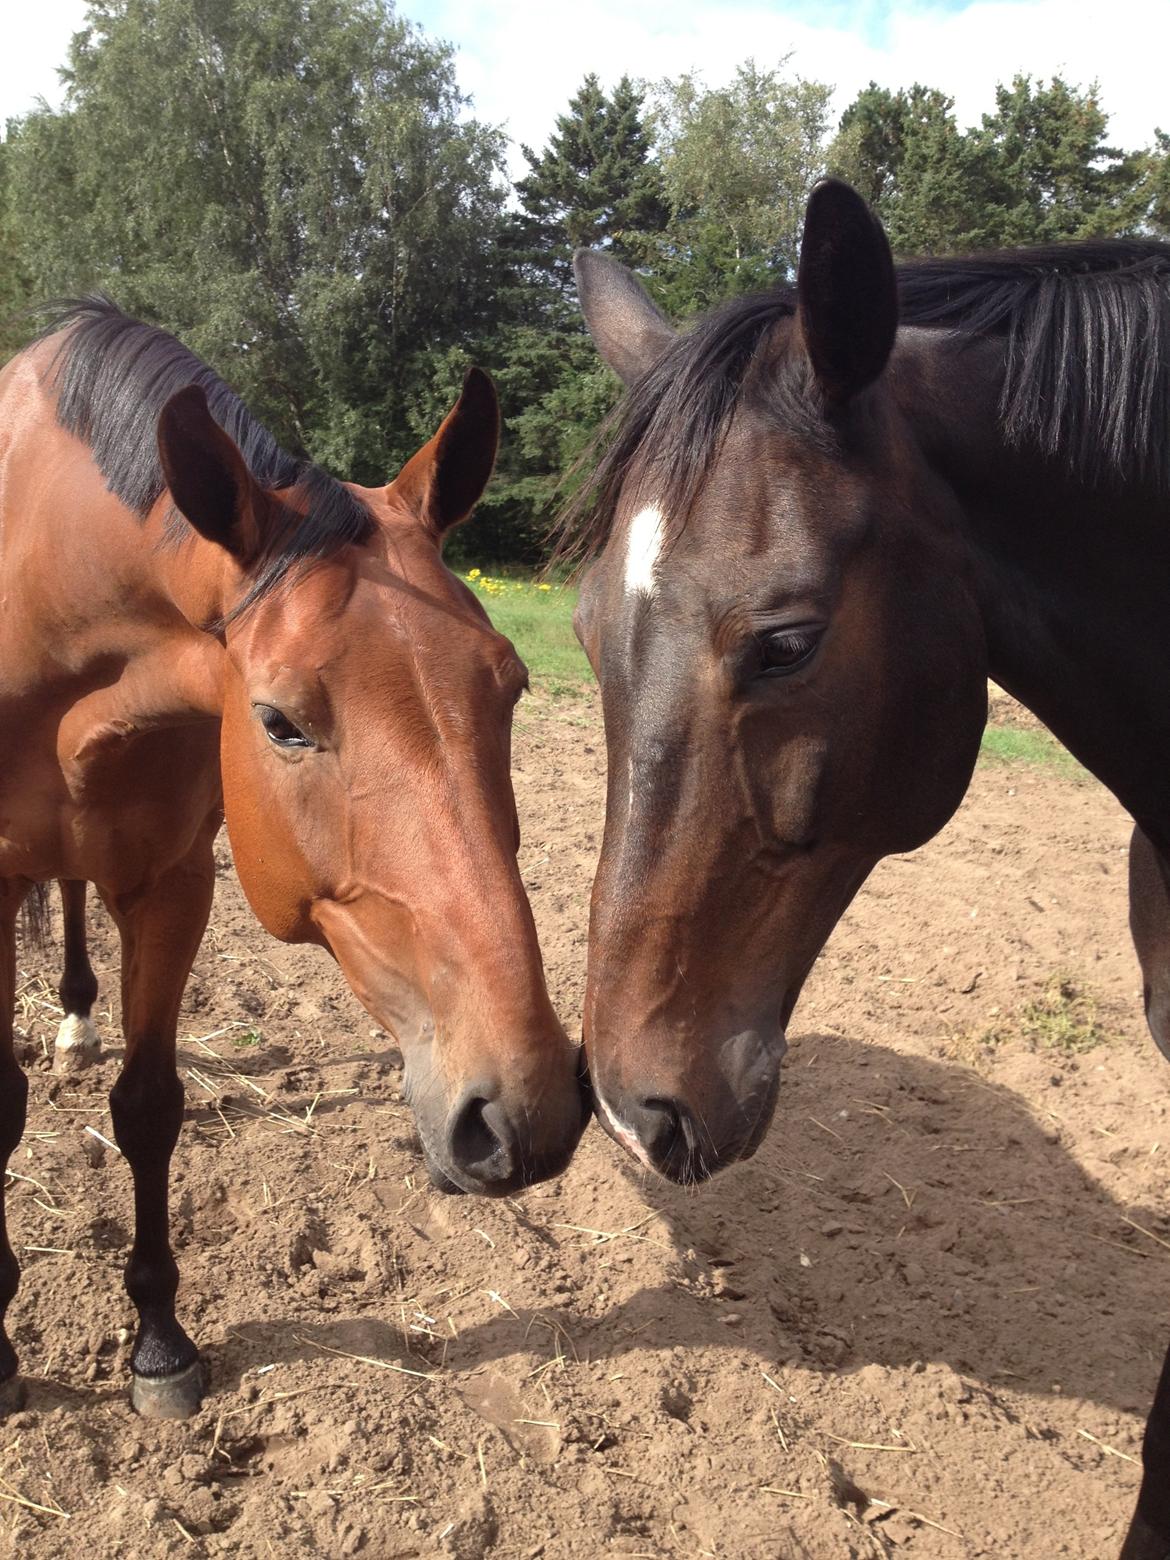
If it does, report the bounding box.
[256,704,314,748]
[758,627,821,677]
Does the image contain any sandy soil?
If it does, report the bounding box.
[3,688,1167,1560]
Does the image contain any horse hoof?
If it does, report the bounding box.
[0,1376,27,1415]
[52,1015,101,1074]
[131,1358,208,1420]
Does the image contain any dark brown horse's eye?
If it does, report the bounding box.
[256,704,314,748]
[758,627,821,677]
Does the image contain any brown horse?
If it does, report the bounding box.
[568,182,1170,1556]
[0,299,585,1418]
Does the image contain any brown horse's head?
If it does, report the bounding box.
[572,181,987,1182]
[156,372,585,1194]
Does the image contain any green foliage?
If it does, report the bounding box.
[830,83,994,254]
[1143,130,1170,237]
[829,75,1164,257]
[464,73,655,562]
[4,0,506,485]
[513,73,668,299]
[0,140,34,360]
[975,76,1149,243]
[649,60,832,305]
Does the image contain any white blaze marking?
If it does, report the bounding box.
[624,505,665,598]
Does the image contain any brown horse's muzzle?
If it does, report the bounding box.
[589,1027,786,1183]
[408,1040,590,1198]
[308,899,588,1196]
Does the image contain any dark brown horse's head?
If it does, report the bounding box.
[572,181,987,1182]
[156,373,586,1195]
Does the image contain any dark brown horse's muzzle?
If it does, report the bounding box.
[590,1027,786,1182]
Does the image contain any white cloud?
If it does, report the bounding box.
[418,0,1168,176]
[0,0,86,125]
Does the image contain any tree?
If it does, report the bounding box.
[974,75,1148,243]
[829,83,993,254]
[461,74,666,563]
[649,60,832,308]
[4,0,507,484]
[830,75,1155,256]
[0,139,34,360]
[512,74,667,300]
[1140,129,1170,238]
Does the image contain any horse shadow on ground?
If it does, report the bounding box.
[211,1029,1169,1423]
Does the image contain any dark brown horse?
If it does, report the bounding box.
[0,300,585,1418]
[568,181,1170,1557]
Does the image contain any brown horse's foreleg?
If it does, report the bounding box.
[102,821,217,1419]
[1120,1337,1170,1559]
[1130,826,1170,1063]
[53,880,101,1074]
[0,884,30,1410]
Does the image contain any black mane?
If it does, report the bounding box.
[898,240,1170,490]
[40,297,374,613]
[558,239,1170,564]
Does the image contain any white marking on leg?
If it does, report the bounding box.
[54,1013,100,1057]
[624,505,665,598]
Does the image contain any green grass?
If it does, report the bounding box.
[1018,977,1108,1054]
[462,571,591,694]
[978,725,1086,780]
[954,974,1108,1070]
[981,975,1108,1057]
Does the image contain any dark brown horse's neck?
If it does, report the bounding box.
[896,330,1170,841]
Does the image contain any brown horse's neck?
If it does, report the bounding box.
[0,349,230,732]
[893,328,1170,839]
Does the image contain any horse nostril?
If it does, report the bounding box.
[447,1092,517,1185]
[629,1096,683,1165]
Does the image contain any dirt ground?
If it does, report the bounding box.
[3,686,1167,1559]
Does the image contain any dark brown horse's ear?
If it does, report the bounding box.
[157,385,265,561]
[574,249,677,386]
[389,367,499,535]
[796,178,898,404]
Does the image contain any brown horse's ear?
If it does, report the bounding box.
[574,249,677,386]
[388,367,499,534]
[796,178,897,404]
[157,385,265,561]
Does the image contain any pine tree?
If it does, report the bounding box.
[975,76,1148,243]
[463,75,666,562]
[512,73,667,299]
[0,141,34,360]
[830,75,1155,256]
[830,84,994,255]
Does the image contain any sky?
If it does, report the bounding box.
[4,0,1167,173]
